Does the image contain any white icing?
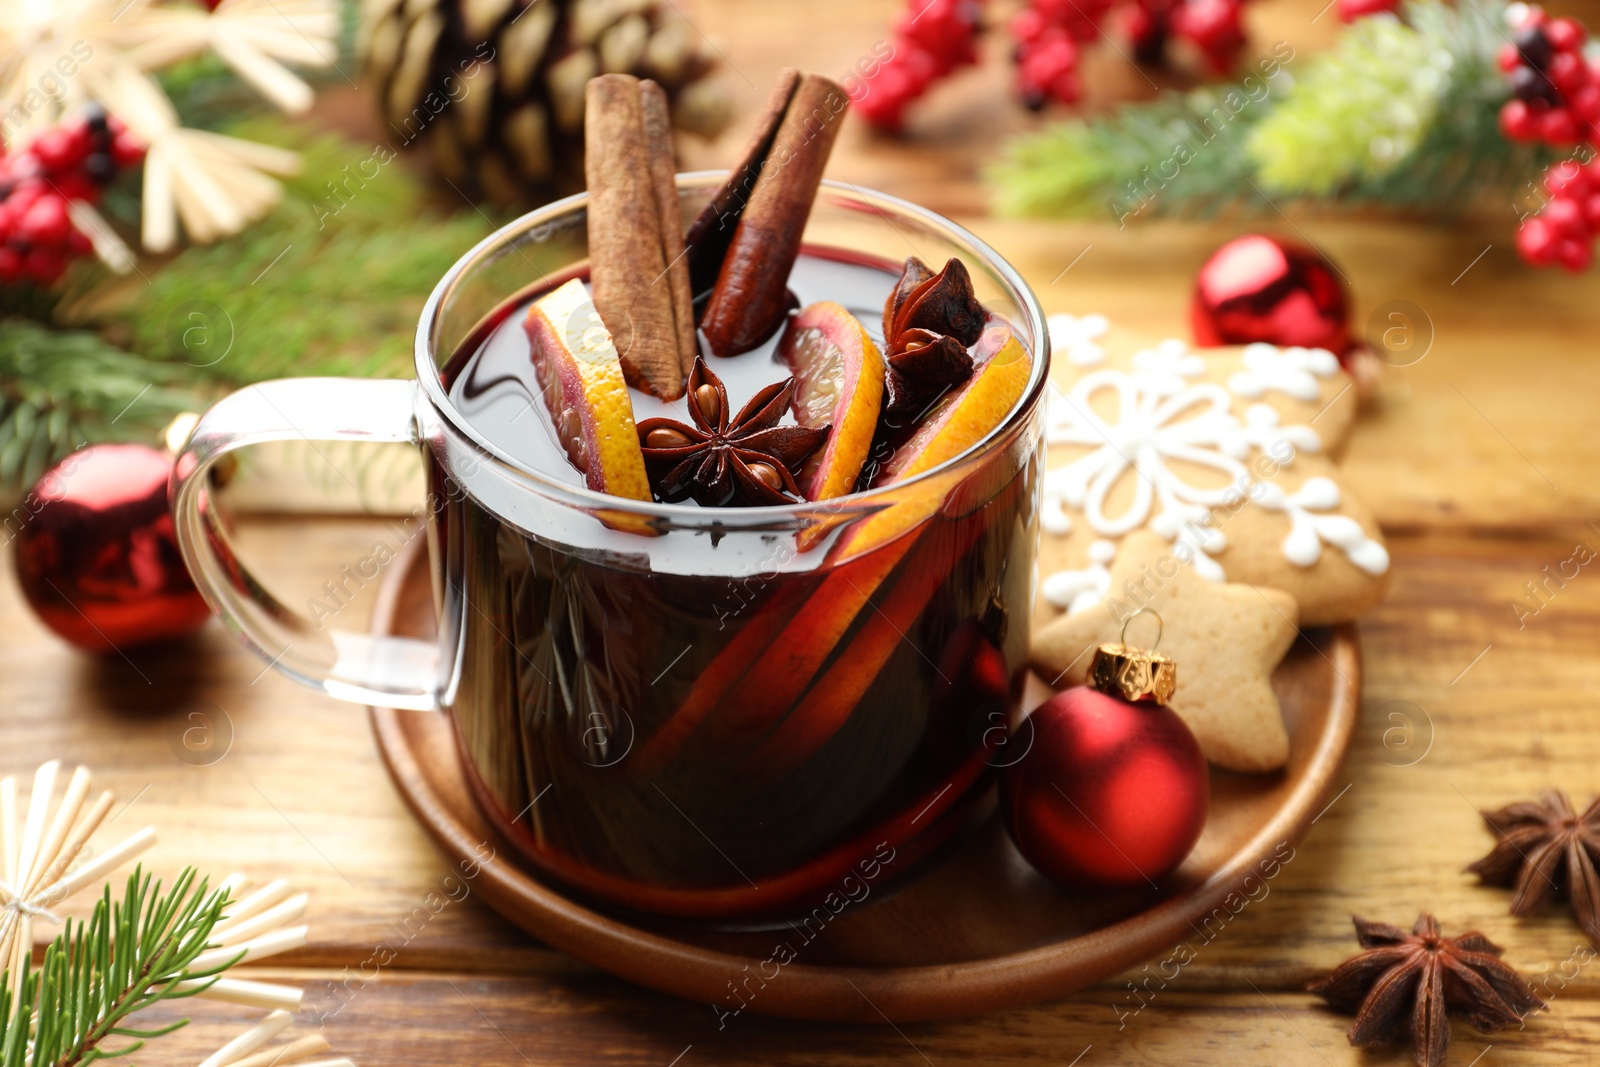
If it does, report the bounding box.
[1253,477,1390,574]
[1228,343,1341,401]
[1044,367,1266,576]
[1042,539,1117,613]
[1221,404,1323,460]
[1048,313,1111,366]
[1130,339,1206,391]
[1040,348,1389,597]
[1041,493,1073,536]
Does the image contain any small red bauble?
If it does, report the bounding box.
[1002,682,1208,891]
[1191,234,1351,355]
[12,443,210,652]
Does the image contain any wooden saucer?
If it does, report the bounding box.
[369,542,1360,1022]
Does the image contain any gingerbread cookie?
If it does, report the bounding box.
[1033,530,1299,772]
[1033,324,1387,629]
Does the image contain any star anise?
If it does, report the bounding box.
[1308,914,1544,1067]
[882,329,974,424]
[635,357,828,507]
[884,256,986,348]
[879,256,986,425]
[1466,789,1600,940]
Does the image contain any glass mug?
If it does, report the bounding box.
[171,175,1051,921]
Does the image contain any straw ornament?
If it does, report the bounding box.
[199,1010,357,1067]
[0,0,338,253]
[0,760,157,982]
[0,761,309,1014]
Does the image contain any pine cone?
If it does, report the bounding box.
[360,0,733,200]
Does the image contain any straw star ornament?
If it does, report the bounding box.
[0,0,338,255]
[0,761,310,1013]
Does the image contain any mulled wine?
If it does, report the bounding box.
[435,246,1040,919]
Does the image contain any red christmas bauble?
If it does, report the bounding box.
[1002,686,1209,891]
[12,444,210,652]
[1191,234,1351,355]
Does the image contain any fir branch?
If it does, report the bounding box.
[991,86,1268,220]
[1245,0,1543,204]
[0,322,200,490]
[0,867,234,1067]
[991,0,1551,221]
[97,117,512,385]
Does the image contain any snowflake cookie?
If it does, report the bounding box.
[1032,323,1388,630]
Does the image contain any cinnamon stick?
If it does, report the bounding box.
[683,67,800,297]
[640,78,697,379]
[699,73,848,357]
[584,73,687,400]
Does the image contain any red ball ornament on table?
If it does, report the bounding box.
[1001,624,1208,891]
[1191,234,1351,356]
[12,443,211,652]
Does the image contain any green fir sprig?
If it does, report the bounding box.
[0,867,235,1067]
[0,322,200,490]
[991,0,1551,222]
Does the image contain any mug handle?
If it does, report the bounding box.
[170,378,441,712]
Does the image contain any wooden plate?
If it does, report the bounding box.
[369,541,1360,1022]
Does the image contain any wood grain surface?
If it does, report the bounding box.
[6,0,1600,1061]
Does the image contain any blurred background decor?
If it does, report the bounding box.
[358,0,734,198]
[993,1,1600,271]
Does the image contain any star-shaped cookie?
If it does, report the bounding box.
[1031,530,1299,772]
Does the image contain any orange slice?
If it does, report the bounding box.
[838,324,1032,556]
[778,301,885,501]
[702,325,1033,757]
[524,278,651,500]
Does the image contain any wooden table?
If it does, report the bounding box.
[8,0,1600,1061]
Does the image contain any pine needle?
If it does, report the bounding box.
[0,322,199,490]
[0,866,235,1067]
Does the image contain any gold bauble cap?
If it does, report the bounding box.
[1086,608,1177,704]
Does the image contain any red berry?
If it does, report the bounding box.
[28,128,85,172]
[897,0,980,72]
[1173,0,1243,51]
[1547,51,1586,96]
[1499,42,1524,72]
[1517,216,1560,264]
[1540,106,1582,143]
[1544,195,1588,238]
[1556,236,1593,270]
[1500,99,1541,140]
[110,131,145,168]
[24,245,66,284]
[18,194,71,245]
[854,49,937,130]
[1031,0,1080,23]
[0,247,19,283]
[54,172,97,202]
[1570,84,1600,123]
[1545,16,1585,52]
[1545,160,1589,198]
[1338,0,1398,22]
[1012,7,1049,43]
